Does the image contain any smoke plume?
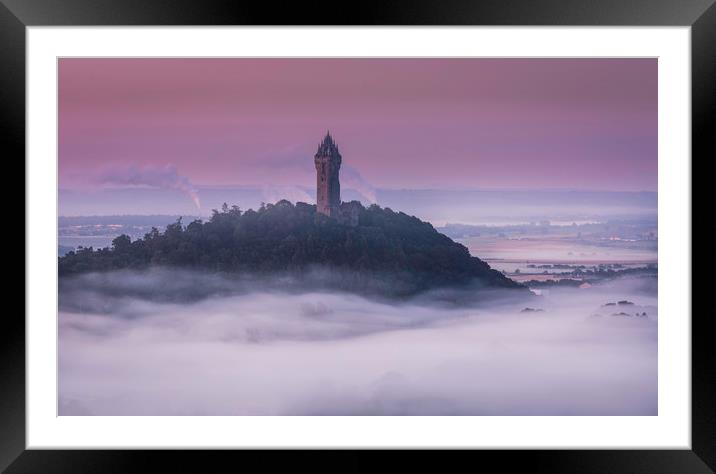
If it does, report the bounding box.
[99,164,201,210]
[341,165,377,204]
[261,185,313,205]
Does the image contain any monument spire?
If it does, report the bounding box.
[314,131,342,217]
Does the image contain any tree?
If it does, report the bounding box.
[111,234,131,251]
[57,200,523,295]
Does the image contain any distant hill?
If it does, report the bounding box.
[58,200,523,297]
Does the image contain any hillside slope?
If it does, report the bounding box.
[58,200,523,297]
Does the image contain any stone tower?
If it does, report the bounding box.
[314,131,342,217]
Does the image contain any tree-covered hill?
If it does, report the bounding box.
[58,200,523,296]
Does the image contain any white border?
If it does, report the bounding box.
[27,27,691,449]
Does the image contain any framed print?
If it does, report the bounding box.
[4,0,715,472]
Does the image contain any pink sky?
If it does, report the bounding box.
[59,58,657,192]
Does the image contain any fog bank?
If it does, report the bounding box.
[59,271,657,415]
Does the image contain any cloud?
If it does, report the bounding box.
[98,164,201,210]
[58,270,657,416]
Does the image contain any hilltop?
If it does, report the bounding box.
[58,200,524,297]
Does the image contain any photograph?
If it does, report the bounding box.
[57,57,658,416]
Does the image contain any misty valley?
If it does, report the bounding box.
[58,201,657,416]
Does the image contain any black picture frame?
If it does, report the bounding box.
[3,0,714,472]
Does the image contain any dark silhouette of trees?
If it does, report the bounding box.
[58,201,521,295]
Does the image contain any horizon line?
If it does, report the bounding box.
[59,185,659,194]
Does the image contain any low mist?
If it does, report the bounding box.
[59,270,657,416]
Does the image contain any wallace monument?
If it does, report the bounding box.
[314,131,360,226]
[314,131,342,217]
[59,130,519,295]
